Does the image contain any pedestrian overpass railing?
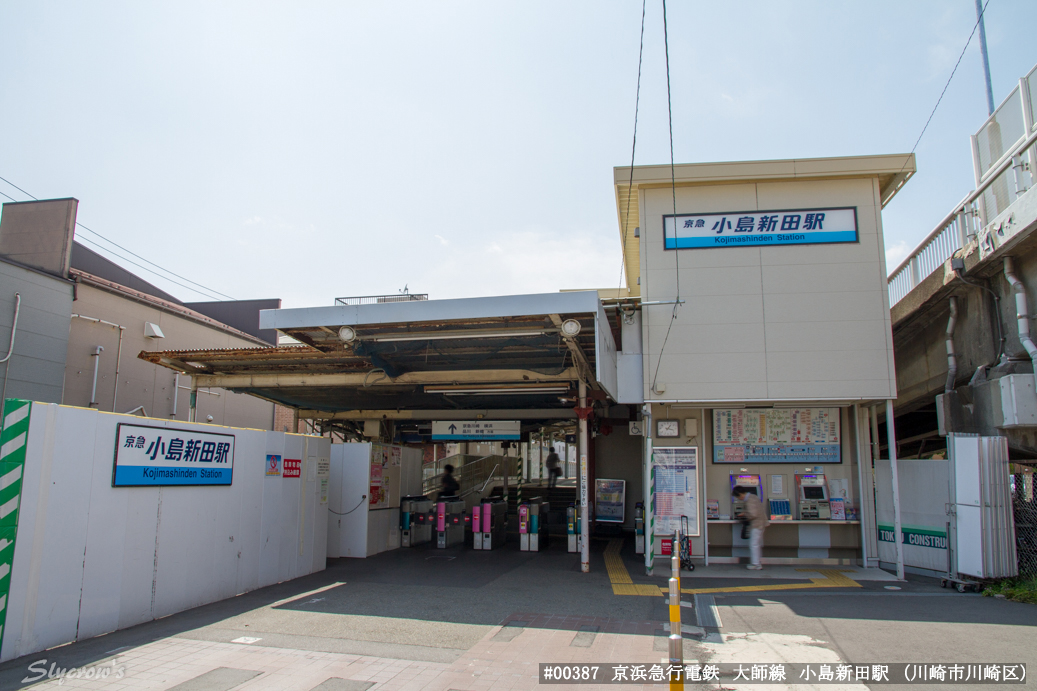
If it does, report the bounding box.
[889,64,1037,307]
[422,454,521,497]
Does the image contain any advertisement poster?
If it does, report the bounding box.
[594,479,626,523]
[653,447,699,537]
[369,462,385,507]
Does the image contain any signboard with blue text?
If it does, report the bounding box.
[431,420,521,441]
[664,207,858,249]
[113,423,235,486]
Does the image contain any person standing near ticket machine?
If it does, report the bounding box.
[733,486,768,570]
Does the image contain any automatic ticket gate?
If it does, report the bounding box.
[435,499,465,548]
[401,495,434,547]
[472,500,507,550]
[519,499,549,551]
[567,503,581,553]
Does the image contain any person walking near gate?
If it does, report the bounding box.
[733,486,768,569]
[545,447,561,489]
[440,464,460,499]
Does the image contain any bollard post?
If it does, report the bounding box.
[668,575,683,689]
[668,527,683,689]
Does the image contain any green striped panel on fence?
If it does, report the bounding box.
[0,399,31,649]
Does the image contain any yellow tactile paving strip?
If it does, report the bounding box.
[604,539,862,596]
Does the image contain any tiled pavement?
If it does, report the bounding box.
[24,625,671,691]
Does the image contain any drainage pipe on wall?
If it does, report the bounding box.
[0,293,22,421]
[1003,257,1037,367]
[72,314,126,412]
[945,297,959,394]
[89,346,104,408]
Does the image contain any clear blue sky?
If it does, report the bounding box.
[2,1,1035,307]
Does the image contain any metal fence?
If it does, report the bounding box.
[888,63,1037,307]
[1014,473,1037,576]
[334,293,428,306]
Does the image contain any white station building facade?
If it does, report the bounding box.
[138,153,916,571]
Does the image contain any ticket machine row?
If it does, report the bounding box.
[400,495,545,551]
[729,472,833,520]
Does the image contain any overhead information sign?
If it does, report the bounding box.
[431,420,521,441]
[713,408,841,464]
[664,207,858,249]
[113,423,235,486]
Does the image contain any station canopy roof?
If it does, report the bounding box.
[140,291,619,421]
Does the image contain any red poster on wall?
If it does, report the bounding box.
[284,458,301,478]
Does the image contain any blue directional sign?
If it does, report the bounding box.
[431,420,521,441]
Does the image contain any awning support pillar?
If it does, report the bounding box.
[577,380,591,573]
[885,400,905,580]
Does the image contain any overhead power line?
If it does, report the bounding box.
[617,0,648,296]
[0,175,235,301]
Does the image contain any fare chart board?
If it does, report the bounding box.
[713,408,841,464]
[653,447,699,537]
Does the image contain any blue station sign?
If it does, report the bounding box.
[664,207,858,249]
[112,423,235,486]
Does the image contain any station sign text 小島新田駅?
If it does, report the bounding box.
[112,423,235,486]
[664,207,858,249]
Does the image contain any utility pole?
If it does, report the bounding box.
[975,0,995,115]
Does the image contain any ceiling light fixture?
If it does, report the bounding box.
[338,326,357,343]
[560,319,582,337]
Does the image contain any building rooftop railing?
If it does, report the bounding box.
[888,63,1037,307]
[334,293,428,306]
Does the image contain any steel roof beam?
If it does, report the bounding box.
[192,367,580,389]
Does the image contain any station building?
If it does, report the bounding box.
[134,152,915,571]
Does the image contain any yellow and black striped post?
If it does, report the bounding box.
[668,529,683,689]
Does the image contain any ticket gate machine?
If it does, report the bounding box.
[795,474,831,520]
[519,499,549,551]
[567,504,581,553]
[435,499,466,548]
[634,502,645,554]
[401,495,434,547]
[473,500,507,550]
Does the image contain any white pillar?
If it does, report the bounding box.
[643,404,654,575]
[885,399,905,580]
[579,380,590,573]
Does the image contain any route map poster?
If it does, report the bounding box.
[712,408,841,464]
[652,447,699,537]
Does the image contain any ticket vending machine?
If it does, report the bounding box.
[567,504,580,553]
[435,499,466,548]
[795,474,831,520]
[401,495,434,547]
[634,502,645,554]
[730,474,762,520]
[473,500,507,550]
[519,499,550,551]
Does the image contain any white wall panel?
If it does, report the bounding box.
[1,403,328,663]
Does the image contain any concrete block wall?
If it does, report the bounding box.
[0,400,329,663]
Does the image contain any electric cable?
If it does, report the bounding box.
[617,0,648,295]
[650,0,683,394]
[955,268,1006,362]
[0,174,236,301]
[328,495,367,516]
[893,0,992,183]
[75,235,227,301]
